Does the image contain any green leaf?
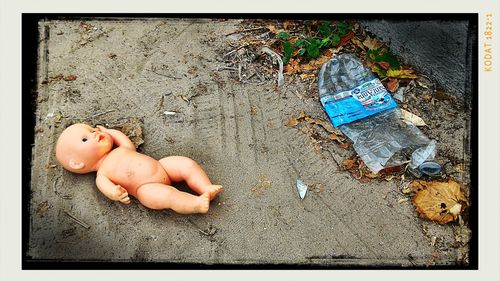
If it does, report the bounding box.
[318,20,332,37]
[319,37,331,48]
[293,38,306,48]
[298,48,306,56]
[379,51,401,69]
[309,37,321,46]
[277,31,291,40]
[283,41,294,63]
[337,20,350,35]
[366,48,401,69]
[306,43,320,59]
[331,33,341,46]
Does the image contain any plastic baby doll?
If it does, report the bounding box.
[55,123,222,214]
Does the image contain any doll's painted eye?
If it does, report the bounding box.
[82,138,88,142]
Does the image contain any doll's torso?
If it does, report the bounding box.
[98,147,170,197]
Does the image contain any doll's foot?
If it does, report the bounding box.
[206,185,223,200]
[195,193,210,214]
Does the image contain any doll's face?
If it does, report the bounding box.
[55,123,113,173]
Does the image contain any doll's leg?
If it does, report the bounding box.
[136,183,209,214]
[159,156,222,200]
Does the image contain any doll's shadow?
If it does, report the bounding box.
[171,181,196,196]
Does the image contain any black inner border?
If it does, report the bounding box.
[22,13,478,270]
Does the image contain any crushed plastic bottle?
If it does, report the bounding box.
[318,54,440,174]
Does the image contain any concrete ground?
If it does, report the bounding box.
[28,18,472,266]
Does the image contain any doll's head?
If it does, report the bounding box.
[55,123,113,174]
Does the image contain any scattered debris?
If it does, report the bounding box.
[296,179,308,200]
[454,217,471,246]
[82,109,116,121]
[163,111,177,116]
[342,156,405,183]
[309,183,326,193]
[199,225,218,237]
[430,236,437,247]
[179,94,190,104]
[251,175,272,195]
[393,86,406,102]
[400,108,427,127]
[286,111,345,144]
[342,157,379,182]
[113,117,144,149]
[61,227,76,239]
[398,198,409,204]
[63,75,77,81]
[410,179,468,224]
[64,210,90,229]
[259,47,284,87]
[416,80,429,89]
[35,201,50,217]
[401,182,412,194]
[41,74,78,84]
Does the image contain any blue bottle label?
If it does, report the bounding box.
[320,78,398,127]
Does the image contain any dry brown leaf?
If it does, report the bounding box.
[304,116,314,124]
[329,133,342,142]
[301,55,331,72]
[365,172,379,179]
[286,111,306,127]
[410,179,468,224]
[363,36,383,50]
[342,159,357,170]
[339,143,350,149]
[266,24,277,34]
[377,61,391,71]
[386,78,399,93]
[299,73,315,81]
[286,118,300,127]
[351,36,366,50]
[338,31,355,47]
[284,58,301,75]
[314,118,336,134]
[283,20,295,30]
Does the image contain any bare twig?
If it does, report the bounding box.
[64,210,90,229]
[147,68,182,80]
[225,27,267,36]
[224,44,248,57]
[259,47,284,87]
[216,66,238,72]
[82,109,116,121]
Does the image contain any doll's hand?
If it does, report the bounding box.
[113,185,131,204]
[96,125,108,132]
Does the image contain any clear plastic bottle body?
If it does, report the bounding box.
[318,54,437,173]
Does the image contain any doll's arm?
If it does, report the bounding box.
[96,125,136,151]
[96,174,131,204]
